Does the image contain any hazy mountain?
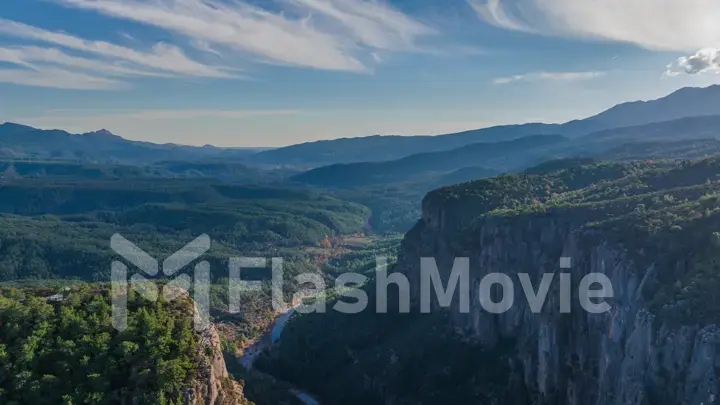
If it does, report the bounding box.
[293,135,564,188]
[577,114,720,144]
[295,113,720,190]
[254,85,720,167]
[558,115,720,158]
[0,122,265,164]
[5,85,720,168]
[562,84,720,135]
[600,138,720,161]
[250,123,561,167]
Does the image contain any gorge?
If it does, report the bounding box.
[263,158,720,405]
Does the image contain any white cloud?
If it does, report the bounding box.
[54,0,436,72]
[666,48,720,76]
[0,0,436,90]
[287,0,435,51]
[0,46,173,77]
[468,0,720,52]
[0,18,231,78]
[191,40,223,58]
[493,74,525,84]
[0,67,124,90]
[494,71,606,84]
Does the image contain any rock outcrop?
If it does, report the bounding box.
[173,290,249,405]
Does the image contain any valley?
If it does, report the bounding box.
[2,85,720,404]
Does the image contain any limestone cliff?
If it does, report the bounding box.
[173,290,250,405]
[183,320,248,405]
[393,182,720,405]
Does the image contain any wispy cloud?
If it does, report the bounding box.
[0,67,124,90]
[469,0,720,52]
[665,48,720,76]
[0,16,239,90]
[54,0,436,72]
[0,46,173,77]
[0,18,231,78]
[494,71,606,84]
[0,0,438,90]
[287,0,435,51]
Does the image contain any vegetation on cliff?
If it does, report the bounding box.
[0,285,252,405]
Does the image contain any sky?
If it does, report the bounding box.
[0,0,719,147]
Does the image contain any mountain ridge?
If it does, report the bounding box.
[253,84,720,166]
[0,122,267,164]
[293,114,720,189]
[4,84,720,167]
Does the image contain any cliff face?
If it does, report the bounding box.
[394,196,720,405]
[184,321,248,405]
[177,291,249,405]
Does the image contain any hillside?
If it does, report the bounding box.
[577,115,720,145]
[260,157,720,404]
[291,115,720,234]
[0,179,369,281]
[296,114,720,189]
[600,138,720,161]
[292,135,565,188]
[249,123,560,166]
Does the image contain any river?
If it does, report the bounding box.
[271,308,296,343]
[238,305,321,405]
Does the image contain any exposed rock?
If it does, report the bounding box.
[174,289,248,405]
[392,198,720,405]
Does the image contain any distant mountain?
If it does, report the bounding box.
[293,135,564,188]
[6,85,720,168]
[0,122,266,164]
[577,114,720,144]
[600,138,720,161]
[563,85,720,135]
[250,123,560,167]
[254,85,720,167]
[295,113,720,189]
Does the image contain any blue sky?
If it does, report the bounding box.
[0,0,719,147]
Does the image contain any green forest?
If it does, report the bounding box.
[0,285,227,405]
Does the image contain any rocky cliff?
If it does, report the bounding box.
[174,290,250,405]
[183,320,248,405]
[394,161,720,405]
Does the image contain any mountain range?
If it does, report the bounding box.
[0,122,264,165]
[251,84,720,166]
[3,84,720,172]
[292,135,563,187]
